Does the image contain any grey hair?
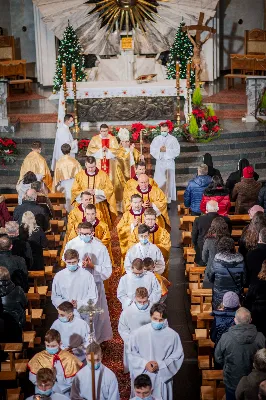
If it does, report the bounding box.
[254,349,266,372]
[206,200,219,213]
[235,307,252,324]
[5,221,19,234]
[198,164,208,176]
[24,190,37,202]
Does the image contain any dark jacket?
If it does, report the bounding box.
[200,187,231,216]
[207,166,222,179]
[210,252,245,309]
[0,251,28,292]
[245,280,266,337]
[184,175,212,214]
[235,369,266,400]
[232,178,262,215]
[258,184,266,213]
[0,279,27,327]
[246,243,266,286]
[215,323,265,391]
[202,237,219,285]
[210,308,236,346]
[9,236,33,270]
[0,197,11,228]
[226,169,259,197]
[13,200,49,231]
[26,227,48,271]
[0,298,22,344]
[192,212,231,265]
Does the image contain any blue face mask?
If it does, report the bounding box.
[161,131,168,137]
[139,238,149,245]
[69,121,74,127]
[67,264,78,272]
[135,396,153,400]
[136,302,149,310]
[79,234,93,243]
[36,388,53,397]
[88,361,101,370]
[46,346,59,355]
[151,320,166,330]
[134,273,144,279]
[59,316,69,323]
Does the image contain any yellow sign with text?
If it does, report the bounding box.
[121,37,133,50]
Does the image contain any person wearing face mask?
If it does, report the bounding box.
[51,114,78,171]
[124,224,165,275]
[51,249,98,319]
[132,374,160,400]
[123,174,170,232]
[26,368,69,400]
[71,342,120,400]
[118,287,152,373]
[28,329,82,396]
[128,208,171,277]
[51,302,91,362]
[128,303,184,400]
[117,259,161,310]
[63,223,113,343]
[150,122,180,205]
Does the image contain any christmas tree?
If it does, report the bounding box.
[167,19,195,87]
[53,22,86,92]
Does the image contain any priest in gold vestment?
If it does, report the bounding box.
[123,173,170,231]
[71,156,117,230]
[128,208,171,277]
[18,140,52,191]
[123,161,157,202]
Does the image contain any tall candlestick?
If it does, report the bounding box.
[62,63,67,115]
[186,62,191,122]
[176,62,180,125]
[71,63,80,136]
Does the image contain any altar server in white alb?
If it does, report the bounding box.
[117,258,161,309]
[71,342,120,400]
[124,224,165,275]
[128,303,184,400]
[118,287,152,373]
[51,114,78,171]
[26,368,69,400]
[63,222,113,343]
[132,374,161,400]
[150,122,180,204]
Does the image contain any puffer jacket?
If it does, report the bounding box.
[184,175,212,214]
[232,178,262,214]
[210,252,245,309]
[0,279,27,327]
[210,308,236,346]
[200,187,231,216]
[215,323,265,391]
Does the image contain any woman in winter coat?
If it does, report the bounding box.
[202,153,222,178]
[245,260,266,337]
[210,237,245,310]
[0,266,27,328]
[202,217,230,288]
[239,212,266,260]
[200,176,231,216]
[232,166,262,215]
[226,158,259,197]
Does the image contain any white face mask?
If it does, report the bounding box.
[161,131,168,137]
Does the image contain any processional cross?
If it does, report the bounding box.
[182,12,216,88]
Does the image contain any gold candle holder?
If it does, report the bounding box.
[176,61,181,126]
[186,62,191,122]
[62,63,67,115]
[71,63,80,136]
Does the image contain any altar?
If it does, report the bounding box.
[57,80,187,126]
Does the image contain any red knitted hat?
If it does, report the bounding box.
[243,166,254,178]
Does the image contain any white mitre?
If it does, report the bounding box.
[118,128,130,141]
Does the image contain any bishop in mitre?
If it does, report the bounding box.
[71,155,117,230]
[51,114,78,171]
[18,140,52,191]
[123,174,170,232]
[123,161,158,201]
[52,143,82,212]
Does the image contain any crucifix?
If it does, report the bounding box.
[183,12,216,88]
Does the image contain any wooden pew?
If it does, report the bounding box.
[191,289,212,319]
[43,250,58,266]
[3,192,66,206]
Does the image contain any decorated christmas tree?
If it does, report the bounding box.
[53,22,86,92]
[167,19,195,87]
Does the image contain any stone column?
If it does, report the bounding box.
[0,79,9,128]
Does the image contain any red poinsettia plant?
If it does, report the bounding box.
[131,122,146,141]
[78,139,90,155]
[159,120,174,132]
[0,137,18,164]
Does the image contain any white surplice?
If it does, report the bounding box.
[27,394,69,400]
[150,134,180,202]
[118,301,151,373]
[117,271,161,309]
[128,324,184,400]
[124,242,165,275]
[51,316,91,362]
[57,178,75,213]
[70,364,120,400]
[51,124,78,171]
[63,236,113,343]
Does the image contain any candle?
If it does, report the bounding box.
[186,62,191,89]
[72,64,76,81]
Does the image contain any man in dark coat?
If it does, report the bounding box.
[13,188,49,231]
[246,227,266,286]
[0,236,28,292]
[215,307,265,400]
[5,221,33,269]
[236,348,266,400]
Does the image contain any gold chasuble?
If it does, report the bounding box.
[52,155,82,191]
[28,349,82,377]
[129,224,171,277]
[123,184,170,232]
[18,151,53,191]
[71,168,117,230]
[123,176,158,205]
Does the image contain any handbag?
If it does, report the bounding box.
[226,267,245,305]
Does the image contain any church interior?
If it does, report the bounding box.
[1,0,266,399]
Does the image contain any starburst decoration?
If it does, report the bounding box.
[89,0,159,34]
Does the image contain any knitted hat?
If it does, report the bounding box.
[249,205,264,218]
[243,166,254,178]
[223,291,239,309]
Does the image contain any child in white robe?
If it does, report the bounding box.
[117,258,161,310]
[51,301,91,362]
[71,341,120,400]
[128,303,184,400]
[26,367,69,400]
[131,373,162,400]
[118,287,151,373]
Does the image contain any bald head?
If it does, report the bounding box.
[138,174,149,191]
[259,380,266,399]
[24,189,37,202]
[235,307,252,325]
[206,200,219,213]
